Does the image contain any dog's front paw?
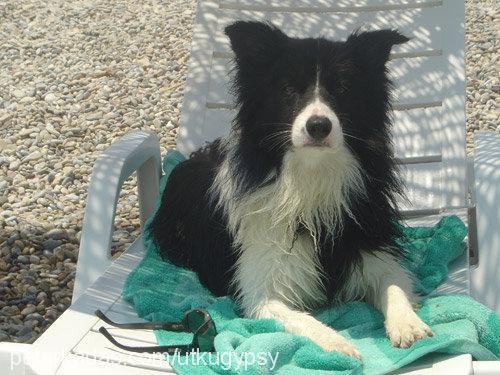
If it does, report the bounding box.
[385,311,433,348]
[314,330,361,359]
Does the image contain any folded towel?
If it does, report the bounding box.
[123,150,499,374]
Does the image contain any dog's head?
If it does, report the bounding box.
[225,21,408,161]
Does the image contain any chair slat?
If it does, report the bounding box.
[392,107,443,158]
[110,296,141,317]
[207,55,443,109]
[213,5,443,57]
[195,107,444,160]
[220,0,441,12]
[399,162,442,211]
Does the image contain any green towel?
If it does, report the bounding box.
[123,150,500,374]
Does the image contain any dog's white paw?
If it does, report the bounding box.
[314,330,361,359]
[385,311,433,348]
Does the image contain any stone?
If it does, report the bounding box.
[0,112,13,125]
[0,259,8,271]
[26,286,37,294]
[9,160,21,171]
[38,281,51,292]
[44,93,57,102]
[18,128,34,138]
[45,309,58,320]
[1,306,20,316]
[25,312,44,323]
[53,244,77,262]
[45,229,68,241]
[12,89,27,99]
[21,306,37,316]
[42,238,62,251]
[0,330,9,342]
[17,255,29,264]
[16,326,34,342]
[36,292,47,302]
[64,194,79,203]
[23,151,43,162]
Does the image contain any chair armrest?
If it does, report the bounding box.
[470,132,500,313]
[73,130,161,303]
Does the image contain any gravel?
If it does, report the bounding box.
[465,0,499,153]
[0,0,498,344]
[0,0,196,343]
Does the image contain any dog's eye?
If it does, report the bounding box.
[325,76,349,96]
[324,83,348,98]
[282,84,296,95]
[337,77,351,95]
[337,84,347,94]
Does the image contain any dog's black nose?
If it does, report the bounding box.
[305,116,332,140]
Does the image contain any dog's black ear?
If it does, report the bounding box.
[346,29,409,66]
[224,21,287,65]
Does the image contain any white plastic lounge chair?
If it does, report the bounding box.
[1,0,499,374]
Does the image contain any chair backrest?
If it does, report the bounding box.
[177,0,466,215]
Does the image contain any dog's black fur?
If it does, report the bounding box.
[151,22,409,303]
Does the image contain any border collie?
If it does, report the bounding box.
[151,21,432,358]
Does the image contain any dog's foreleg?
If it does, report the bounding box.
[361,252,433,348]
[248,299,361,358]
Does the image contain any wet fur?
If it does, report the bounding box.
[150,22,432,355]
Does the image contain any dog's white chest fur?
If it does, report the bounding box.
[212,145,365,315]
[236,212,326,313]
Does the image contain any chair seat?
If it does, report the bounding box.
[28,239,174,374]
[31,209,469,374]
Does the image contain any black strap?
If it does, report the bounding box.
[98,327,193,354]
[95,310,186,331]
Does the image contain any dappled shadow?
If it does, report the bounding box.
[176,0,467,214]
[74,131,160,302]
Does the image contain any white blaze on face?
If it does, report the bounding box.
[291,97,343,149]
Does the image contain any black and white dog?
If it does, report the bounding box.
[151,21,432,358]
